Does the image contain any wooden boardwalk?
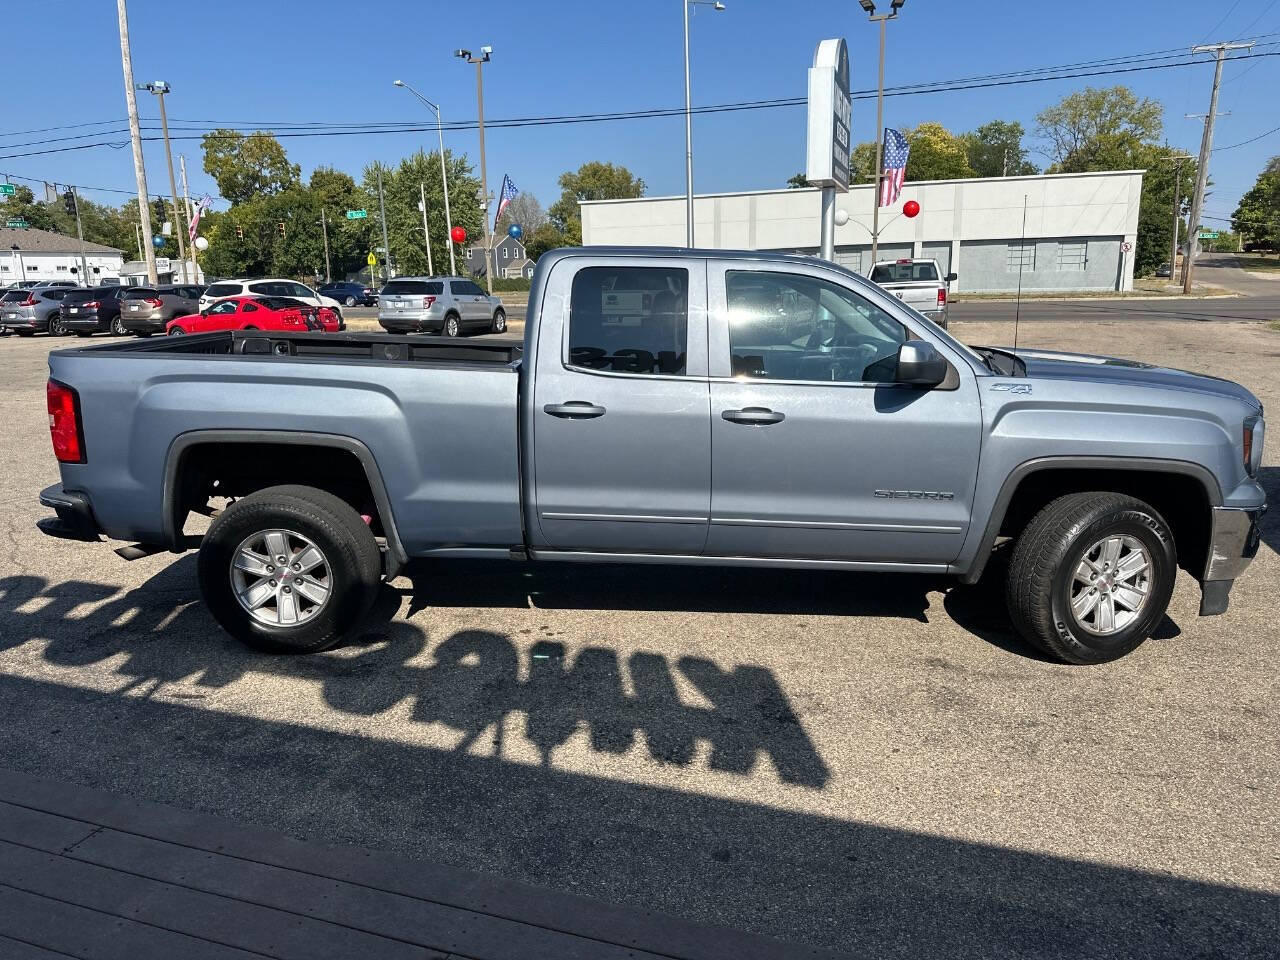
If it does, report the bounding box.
[0,769,840,960]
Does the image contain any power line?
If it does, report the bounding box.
[1214,123,1280,150]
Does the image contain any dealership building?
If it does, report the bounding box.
[580,169,1144,293]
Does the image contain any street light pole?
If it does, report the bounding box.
[420,181,433,276]
[140,82,190,283]
[376,165,392,281]
[861,0,905,265]
[393,80,457,275]
[115,0,157,284]
[456,47,495,294]
[319,208,331,283]
[683,0,725,249]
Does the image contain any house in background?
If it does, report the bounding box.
[1,226,125,286]
[466,235,536,280]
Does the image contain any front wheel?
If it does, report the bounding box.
[197,485,382,653]
[344,295,356,306]
[1006,492,1176,664]
[168,327,186,336]
[491,308,507,334]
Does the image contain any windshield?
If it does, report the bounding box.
[1,290,29,303]
[871,261,939,283]
[123,288,158,299]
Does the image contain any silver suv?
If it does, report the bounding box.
[1,287,70,336]
[119,284,204,336]
[378,277,506,336]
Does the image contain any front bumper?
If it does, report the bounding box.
[1198,504,1266,615]
[38,483,101,542]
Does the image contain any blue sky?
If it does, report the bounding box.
[3,0,1278,231]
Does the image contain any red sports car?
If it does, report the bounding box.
[166,296,339,335]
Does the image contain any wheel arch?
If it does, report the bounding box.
[961,456,1221,584]
[162,430,407,575]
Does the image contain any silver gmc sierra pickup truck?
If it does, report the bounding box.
[39,248,1266,664]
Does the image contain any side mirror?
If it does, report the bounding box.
[945,272,958,283]
[895,340,948,388]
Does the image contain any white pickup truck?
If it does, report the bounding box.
[870,258,955,328]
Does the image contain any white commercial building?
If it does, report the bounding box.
[580,170,1144,293]
[1,226,126,286]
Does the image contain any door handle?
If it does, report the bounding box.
[721,407,785,425]
[544,401,606,419]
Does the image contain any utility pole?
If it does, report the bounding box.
[143,83,190,283]
[419,182,433,276]
[133,221,143,260]
[116,0,156,284]
[319,208,331,283]
[456,47,495,294]
[1184,41,1252,295]
[70,187,88,283]
[376,166,392,281]
[1165,153,1193,284]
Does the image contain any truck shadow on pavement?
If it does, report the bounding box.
[0,560,1270,958]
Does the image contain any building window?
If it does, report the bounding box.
[56,265,69,272]
[1058,241,1087,270]
[1007,242,1035,271]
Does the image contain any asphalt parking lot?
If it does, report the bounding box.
[1,289,1277,957]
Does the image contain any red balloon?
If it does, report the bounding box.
[450,226,467,244]
[903,200,920,218]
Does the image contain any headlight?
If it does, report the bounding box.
[1244,416,1264,477]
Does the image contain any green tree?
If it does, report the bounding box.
[201,129,301,205]
[1133,144,1197,276]
[496,192,548,238]
[1233,160,1280,250]
[1036,86,1163,172]
[786,172,809,189]
[849,140,878,184]
[964,120,1038,177]
[1,185,59,232]
[903,123,975,181]
[549,161,645,245]
[524,222,565,261]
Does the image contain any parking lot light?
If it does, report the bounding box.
[456,46,495,293]
[684,0,727,248]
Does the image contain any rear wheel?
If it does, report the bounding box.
[197,485,382,653]
[1006,492,1176,664]
[442,312,460,338]
[49,317,66,336]
[168,327,186,336]
[491,308,507,334]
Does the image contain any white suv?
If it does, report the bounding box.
[200,279,344,318]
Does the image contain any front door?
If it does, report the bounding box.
[705,263,981,564]
[531,256,710,554]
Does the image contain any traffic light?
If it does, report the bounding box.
[234,224,244,240]
[152,198,166,224]
[277,221,286,238]
[63,190,77,216]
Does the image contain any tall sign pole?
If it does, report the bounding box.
[870,16,886,263]
[805,38,851,261]
[116,0,157,284]
[419,181,433,276]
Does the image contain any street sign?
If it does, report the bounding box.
[367,252,377,266]
[1198,231,1219,239]
[6,218,27,228]
[805,38,852,192]
[0,184,15,196]
[1120,241,1132,253]
[346,209,368,220]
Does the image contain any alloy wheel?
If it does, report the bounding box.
[1069,534,1152,636]
[230,528,332,627]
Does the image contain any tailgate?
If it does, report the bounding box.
[882,283,940,310]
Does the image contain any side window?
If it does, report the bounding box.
[242,302,259,313]
[568,266,688,376]
[724,270,907,384]
[248,282,273,296]
[450,281,470,296]
[291,283,315,299]
[211,301,238,315]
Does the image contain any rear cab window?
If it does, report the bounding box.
[567,266,689,376]
[382,281,443,296]
[870,261,939,283]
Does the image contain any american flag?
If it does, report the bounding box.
[879,128,910,207]
[188,195,211,244]
[494,174,518,229]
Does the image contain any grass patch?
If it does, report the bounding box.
[1237,254,1280,273]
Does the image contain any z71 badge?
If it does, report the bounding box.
[990,382,1032,394]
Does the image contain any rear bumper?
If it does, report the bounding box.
[120,317,167,333]
[38,483,101,542]
[1198,503,1267,615]
[379,316,442,334]
[60,314,106,330]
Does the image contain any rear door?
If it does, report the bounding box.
[531,256,710,554]
[704,261,982,564]
[450,280,481,325]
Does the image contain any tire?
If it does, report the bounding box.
[442,312,461,338]
[1006,492,1176,664]
[491,308,507,334]
[111,316,127,336]
[168,327,186,336]
[344,295,356,306]
[197,485,382,654]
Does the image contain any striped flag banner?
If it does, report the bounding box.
[879,128,910,207]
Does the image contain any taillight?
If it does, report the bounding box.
[83,300,100,309]
[20,294,37,306]
[47,379,85,464]
[937,288,947,306]
[422,295,436,309]
[145,297,163,307]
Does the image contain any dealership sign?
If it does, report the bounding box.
[805,38,851,192]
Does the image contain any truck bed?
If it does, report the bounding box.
[48,331,525,556]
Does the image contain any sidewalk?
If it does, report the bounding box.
[0,769,839,960]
